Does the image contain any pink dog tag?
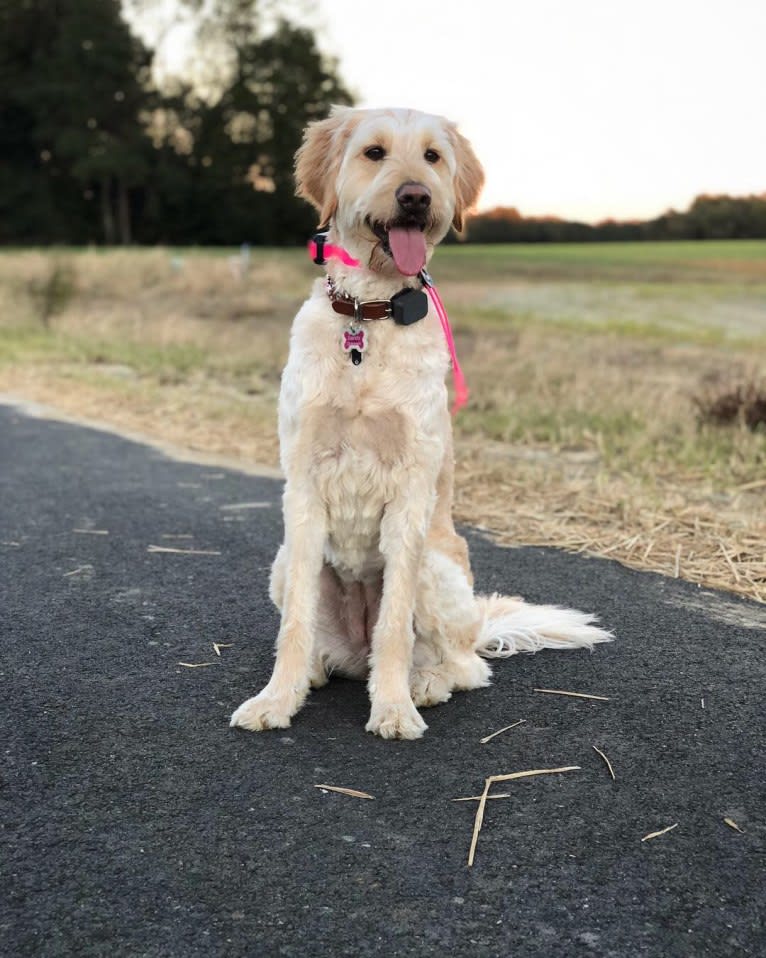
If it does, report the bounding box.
[342,326,366,365]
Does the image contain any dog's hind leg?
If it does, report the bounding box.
[310,571,374,685]
[411,548,491,708]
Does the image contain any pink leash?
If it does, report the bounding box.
[307,239,468,413]
[420,272,469,414]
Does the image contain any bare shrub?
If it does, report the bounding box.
[695,382,766,431]
[29,258,77,327]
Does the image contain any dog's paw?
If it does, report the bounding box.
[410,668,453,708]
[365,701,427,740]
[230,688,299,732]
[450,652,492,691]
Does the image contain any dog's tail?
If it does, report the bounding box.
[474,593,613,658]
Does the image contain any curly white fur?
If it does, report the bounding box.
[476,594,613,658]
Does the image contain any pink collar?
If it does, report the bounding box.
[307,236,468,413]
[309,235,360,268]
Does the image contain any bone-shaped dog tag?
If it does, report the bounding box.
[342,326,366,365]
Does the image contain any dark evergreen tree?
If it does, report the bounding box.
[0,0,353,244]
[137,4,353,244]
[0,0,151,243]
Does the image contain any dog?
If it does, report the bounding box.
[230,107,612,740]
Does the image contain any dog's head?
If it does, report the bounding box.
[295,107,484,276]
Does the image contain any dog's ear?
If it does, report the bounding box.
[449,126,484,232]
[295,107,356,226]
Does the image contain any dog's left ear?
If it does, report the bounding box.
[295,107,357,227]
[449,126,485,232]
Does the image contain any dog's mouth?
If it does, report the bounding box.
[365,216,429,276]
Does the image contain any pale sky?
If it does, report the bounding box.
[310,0,766,221]
[133,0,766,223]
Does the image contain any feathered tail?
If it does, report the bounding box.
[475,593,613,659]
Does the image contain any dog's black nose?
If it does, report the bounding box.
[396,182,431,213]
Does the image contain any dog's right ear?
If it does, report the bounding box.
[295,107,356,227]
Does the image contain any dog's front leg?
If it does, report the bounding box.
[365,485,433,740]
[230,482,326,731]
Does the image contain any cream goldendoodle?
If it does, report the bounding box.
[230,107,611,740]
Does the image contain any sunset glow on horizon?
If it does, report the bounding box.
[311,0,766,223]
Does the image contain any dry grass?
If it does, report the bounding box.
[641,823,679,843]
[467,766,581,866]
[724,817,745,834]
[592,746,616,781]
[533,689,610,701]
[314,785,375,800]
[1,244,764,602]
[479,719,526,744]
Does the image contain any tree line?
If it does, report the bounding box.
[0,0,352,246]
[464,194,766,244]
[2,1,763,247]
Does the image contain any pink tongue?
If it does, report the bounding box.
[387,227,427,276]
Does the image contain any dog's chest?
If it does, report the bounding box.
[279,293,448,578]
[310,403,412,578]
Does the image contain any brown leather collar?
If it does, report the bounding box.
[326,277,430,327]
[328,290,392,321]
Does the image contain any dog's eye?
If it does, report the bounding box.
[424,149,440,164]
[364,146,386,162]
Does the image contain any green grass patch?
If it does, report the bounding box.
[0,324,208,381]
[434,239,766,283]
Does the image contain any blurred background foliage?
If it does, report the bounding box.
[0,0,352,245]
[1,0,765,247]
[468,195,766,244]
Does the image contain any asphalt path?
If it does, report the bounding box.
[1,401,764,957]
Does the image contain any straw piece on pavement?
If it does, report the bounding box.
[467,766,580,867]
[467,778,492,868]
[315,785,374,800]
[534,688,610,701]
[592,745,616,780]
[220,501,272,511]
[724,817,745,834]
[480,719,526,744]
[148,544,221,555]
[641,823,678,842]
[452,793,512,802]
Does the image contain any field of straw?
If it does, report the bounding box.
[1,242,764,602]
